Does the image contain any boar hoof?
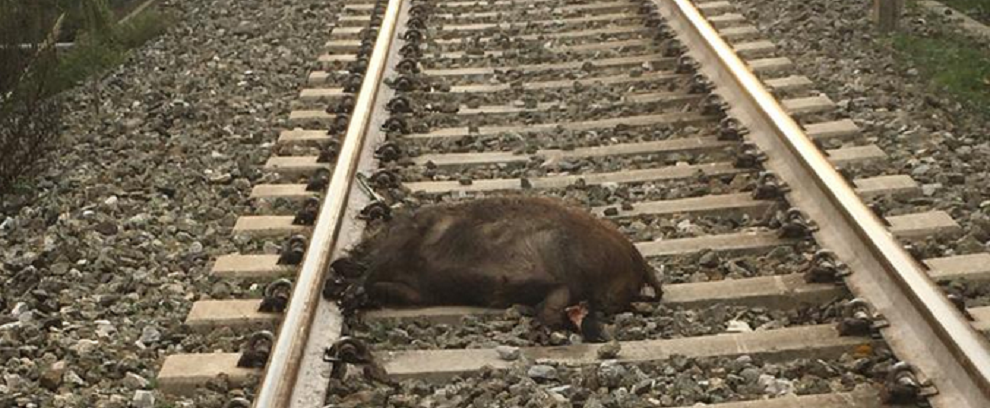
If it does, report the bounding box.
[331,257,367,279]
[322,275,349,300]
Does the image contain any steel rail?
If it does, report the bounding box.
[655,0,990,406]
[251,0,405,406]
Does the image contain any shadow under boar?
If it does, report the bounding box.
[336,196,664,341]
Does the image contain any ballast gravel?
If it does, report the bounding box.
[731,1,990,265]
[0,0,338,406]
[350,300,847,351]
[323,352,893,407]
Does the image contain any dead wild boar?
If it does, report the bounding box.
[335,196,663,341]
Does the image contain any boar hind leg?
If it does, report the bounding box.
[368,282,423,306]
[536,286,572,330]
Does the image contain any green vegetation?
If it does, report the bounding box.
[0,1,64,193]
[938,0,990,24]
[117,6,172,48]
[32,0,156,43]
[885,3,990,116]
[54,0,173,92]
[0,0,171,193]
[891,33,990,113]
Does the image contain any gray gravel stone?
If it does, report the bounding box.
[64,370,86,387]
[39,361,65,391]
[138,326,161,345]
[759,373,796,396]
[740,367,762,383]
[11,302,29,317]
[352,299,843,351]
[131,390,155,408]
[496,345,521,361]
[527,365,557,381]
[71,339,99,355]
[4,374,25,392]
[95,320,117,338]
[548,331,568,345]
[596,340,621,359]
[122,373,150,390]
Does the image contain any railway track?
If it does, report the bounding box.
[155,0,990,407]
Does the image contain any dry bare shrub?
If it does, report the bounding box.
[0,1,64,193]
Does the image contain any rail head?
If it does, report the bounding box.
[251,0,406,407]
[654,0,990,407]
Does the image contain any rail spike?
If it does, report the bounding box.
[946,293,974,321]
[349,57,369,75]
[880,362,938,404]
[408,3,432,18]
[391,75,417,92]
[406,16,425,30]
[369,169,400,189]
[662,40,683,57]
[224,398,252,408]
[867,198,889,224]
[330,94,356,115]
[343,73,364,93]
[689,73,712,94]
[277,234,308,265]
[654,23,673,41]
[734,142,767,169]
[396,58,421,74]
[399,43,421,59]
[306,168,332,192]
[375,141,402,162]
[329,113,351,134]
[386,95,413,113]
[752,171,790,200]
[718,117,748,141]
[803,250,850,284]
[402,29,423,43]
[701,94,727,118]
[676,55,697,74]
[381,115,409,134]
[777,208,818,239]
[292,196,321,226]
[836,298,887,337]
[258,279,293,313]
[324,337,393,385]
[236,330,275,368]
[317,141,340,164]
[359,201,392,222]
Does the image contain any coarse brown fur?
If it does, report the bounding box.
[343,196,664,332]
